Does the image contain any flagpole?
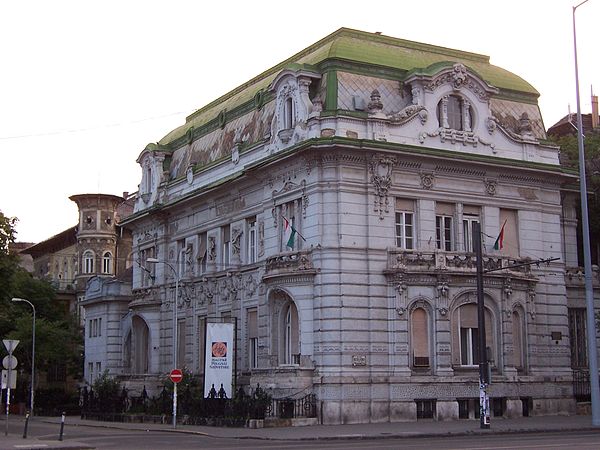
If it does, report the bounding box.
[282,215,307,241]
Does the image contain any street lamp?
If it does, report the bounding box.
[572,0,600,427]
[11,298,36,416]
[146,257,179,428]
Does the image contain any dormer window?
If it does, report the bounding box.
[438,94,473,131]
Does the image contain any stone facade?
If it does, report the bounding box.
[86,28,598,423]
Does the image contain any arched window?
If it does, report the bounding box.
[83,250,94,274]
[437,94,473,131]
[411,307,430,368]
[512,310,524,370]
[452,303,494,367]
[132,316,149,374]
[102,252,113,274]
[282,302,299,365]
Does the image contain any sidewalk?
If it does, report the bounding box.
[2,414,599,450]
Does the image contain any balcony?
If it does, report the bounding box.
[263,249,316,281]
[565,266,600,288]
[386,249,535,279]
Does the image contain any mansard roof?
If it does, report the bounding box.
[158,28,538,147]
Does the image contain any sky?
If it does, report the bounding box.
[2,0,599,244]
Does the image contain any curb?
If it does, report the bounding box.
[40,418,600,442]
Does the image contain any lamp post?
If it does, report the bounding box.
[146,257,179,428]
[11,298,36,416]
[572,0,600,427]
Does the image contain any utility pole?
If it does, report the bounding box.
[473,222,490,429]
[573,0,600,427]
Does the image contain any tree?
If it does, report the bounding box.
[549,132,600,264]
[0,211,18,304]
[0,212,83,397]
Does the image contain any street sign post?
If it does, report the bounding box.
[1,370,16,389]
[2,355,17,370]
[2,340,19,354]
[3,339,18,436]
[170,369,183,384]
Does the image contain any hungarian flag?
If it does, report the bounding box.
[283,216,296,249]
[494,219,507,250]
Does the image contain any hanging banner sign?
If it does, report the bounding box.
[203,322,234,399]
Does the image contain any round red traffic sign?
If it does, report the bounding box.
[170,369,183,383]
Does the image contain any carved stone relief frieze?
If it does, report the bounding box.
[419,128,496,152]
[231,227,242,256]
[423,63,494,102]
[207,237,217,262]
[271,178,309,219]
[435,275,450,317]
[527,284,536,320]
[484,179,497,196]
[394,275,408,316]
[184,243,194,277]
[420,172,435,190]
[219,271,242,304]
[137,229,158,245]
[369,154,396,220]
[258,220,265,257]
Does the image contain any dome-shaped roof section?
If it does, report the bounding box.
[158,27,539,146]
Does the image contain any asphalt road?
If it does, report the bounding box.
[6,419,600,449]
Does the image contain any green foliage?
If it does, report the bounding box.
[0,212,83,386]
[549,132,600,262]
[92,370,122,413]
[0,211,18,303]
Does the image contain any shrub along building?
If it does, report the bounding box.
[92,28,589,424]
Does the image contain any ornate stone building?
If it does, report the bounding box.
[89,28,592,423]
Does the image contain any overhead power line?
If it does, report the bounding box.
[0,110,191,141]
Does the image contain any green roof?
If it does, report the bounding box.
[159,28,539,146]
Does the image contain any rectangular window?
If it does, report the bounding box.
[96,362,101,375]
[499,208,519,256]
[98,318,102,337]
[463,214,479,252]
[198,233,207,275]
[140,247,155,287]
[177,318,186,370]
[284,97,294,129]
[247,217,257,264]
[222,225,231,268]
[416,399,436,419]
[395,199,414,250]
[569,308,588,368]
[395,212,414,249]
[88,362,94,383]
[460,327,479,366]
[280,200,302,252]
[88,320,92,338]
[247,308,258,369]
[436,215,453,251]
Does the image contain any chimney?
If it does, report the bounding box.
[592,93,599,130]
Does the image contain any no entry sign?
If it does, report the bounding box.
[170,369,183,383]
